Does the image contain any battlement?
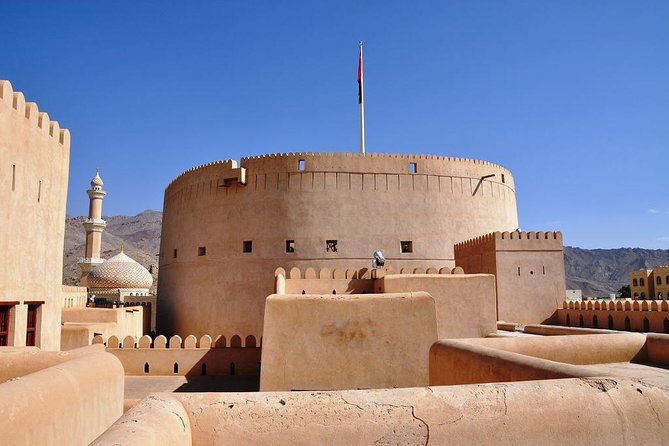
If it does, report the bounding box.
[93,333,260,349]
[0,80,70,147]
[166,159,238,189]
[455,231,563,252]
[275,265,463,281]
[563,299,669,312]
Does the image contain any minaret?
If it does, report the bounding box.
[78,169,107,286]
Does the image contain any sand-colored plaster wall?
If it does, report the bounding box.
[379,273,497,338]
[108,345,261,376]
[95,379,669,445]
[0,344,104,382]
[0,80,70,350]
[260,292,438,391]
[158,153,518,338]
[558,304,669,333]
[62,285,88,308]
[61,306,144,350]
[0,351,124,446]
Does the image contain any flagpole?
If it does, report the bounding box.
[358,41,366,154]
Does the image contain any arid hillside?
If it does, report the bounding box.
[63,211,669,298]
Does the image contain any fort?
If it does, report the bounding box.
[2,79,669,445]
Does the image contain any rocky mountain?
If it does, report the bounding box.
[63,210,162,292]
[564,246,669,297]
[62,211,669,298]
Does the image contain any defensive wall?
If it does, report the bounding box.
[92,333,261,377]
[0,345,123,446]
[455,230,565,324]
[93,378,669,446]
[260,291,438,391]
[0,80,70,350]
[558,299,669,333]
[429,332,669,388]
[275,265,495,339]
[61,306,144,350]
[62,285,88,308]
[158,152,518,338]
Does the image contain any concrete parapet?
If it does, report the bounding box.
[260,292,438,391]
[96,379,669,445]
[0,351,123,446]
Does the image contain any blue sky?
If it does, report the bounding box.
[4,1,668,248]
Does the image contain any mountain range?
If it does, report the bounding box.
[62,211,669,297]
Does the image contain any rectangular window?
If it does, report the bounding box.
[37,180,42,202]
[298,159,305,171]
[26,304,39,347]
[173,248,178,259]
[409,163,417,174]
[501,174,506,184]
[517,267,521,276]
[198,246,206,256]
[285,240,295,253]
[326,240,338,252]
[400,241,413,253]
[243,240,253,253]
[0,305,12,346]
[12,165,16,191]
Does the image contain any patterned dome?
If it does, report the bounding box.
[88,250,153,289]
[90,169,104,188]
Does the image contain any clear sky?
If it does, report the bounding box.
[4,1,668,248]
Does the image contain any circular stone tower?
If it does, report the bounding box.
[158,152,519,338]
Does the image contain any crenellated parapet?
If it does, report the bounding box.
[94,333,261,349]
[455,231,563,255]
[0,80,70,147]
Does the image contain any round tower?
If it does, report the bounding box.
[78,169,107,286]
[158,152,520,338]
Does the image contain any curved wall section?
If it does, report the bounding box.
[158,153,518,337]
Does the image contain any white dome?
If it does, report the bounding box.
[88,250,152,289]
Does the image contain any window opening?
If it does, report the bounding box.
[243,240,253,253]
[173,362,179,374]
[144,362,150,373]
[501,174,505,184]
[657,276,662,285]
[173,248,178,259]
[230,362,236,376]
[198,246,206,256]
[37,180,41,203]
[326,240,338,252]
[409,162,417,174]
[400,241,413,253]
[0,305,11,346]
[608,315,614,329]
[517,267,521,276]
[285,240,295,253]
[26,304,38,347]
[643,317,650,332]
[298,159,305,171]
[201,363,207,376]
[12,165,16,191]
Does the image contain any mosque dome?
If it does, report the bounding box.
[88,249,153,289]
[90,169,104,188]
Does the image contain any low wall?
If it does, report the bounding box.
[260,292,438,391]
[558,299,669,333]
[62,285,88,309]
[99,334,261,377]
[429,333,648,386]
[522,324,620,336]
[380,273,497,338]
[61,306,144,350]
[0,351,124,446]
[92,378,669,445]
[0,344,105,382]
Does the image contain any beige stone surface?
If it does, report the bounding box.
[379,273,497,338]
[0,80,70,350]
[260,292,438,391]
[158,153,519,338]
[60,306,144,349]
[455,231,566,324]
[95,378,669,445]
[0,351,123,446]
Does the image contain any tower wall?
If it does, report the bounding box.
[0,80,70,350]
[158,153,519,337]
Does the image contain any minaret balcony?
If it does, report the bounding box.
[83,218,107,231]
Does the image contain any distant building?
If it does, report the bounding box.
[630,267,669,300]
[566,290,582,301]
